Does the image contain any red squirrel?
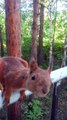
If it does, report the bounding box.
[0,56,52,106]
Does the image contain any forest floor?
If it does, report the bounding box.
[0,79,67,120]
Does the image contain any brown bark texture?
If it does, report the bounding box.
[7,102,21,120]
[49,4,54,68]
[31,0,39,61]
[5,0,21,57]
[38,0,44,65]
[0,26,4,57]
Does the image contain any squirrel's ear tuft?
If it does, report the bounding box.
[47,67,52,74]
[29,58,38,72]
[17,57,28,68]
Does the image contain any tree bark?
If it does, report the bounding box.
[49,3,54,68]
[5,0,21,120]
[49,0,57,68]
[0,25,4,57]
[5,0,21,57]
[7,102,21,120]
[38,0,44,65]
[31,0,39,61]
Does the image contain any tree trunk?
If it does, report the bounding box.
[0,25,4,57]
[49,4,54,68]
[31,0,39,61]
[62,35,67,67]
[49,0,57,68]
[38,0,44,65]
[7,102,21,120]
[49,5,54,66]
[5,0,21,120]
[5,0,21,57]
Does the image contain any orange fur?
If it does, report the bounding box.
[0,56,52,106]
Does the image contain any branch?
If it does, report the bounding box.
[0,66,67,109]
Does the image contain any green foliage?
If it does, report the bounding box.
[27,99,42,120]
[0,1,66,120]
[43,19,50,41]
[22,38,31,60]
[21,98,42,120]
[21,13,32,60]
[21,36,64,68]
[43,40,64,68]
[0,0,66,66]
[53,41,64,60]
[0,13,7,56]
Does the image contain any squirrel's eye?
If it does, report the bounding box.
[31,75,36,80]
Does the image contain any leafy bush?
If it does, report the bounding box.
[21,98,42,120]
[43,40,64,68]
[22,38,64,68]
[21,38,31,61]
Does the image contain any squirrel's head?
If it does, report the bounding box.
[26,58,52,97]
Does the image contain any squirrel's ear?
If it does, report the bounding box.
[17,57,28,68]
[47,67,52,74]
[29,58,38,72]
